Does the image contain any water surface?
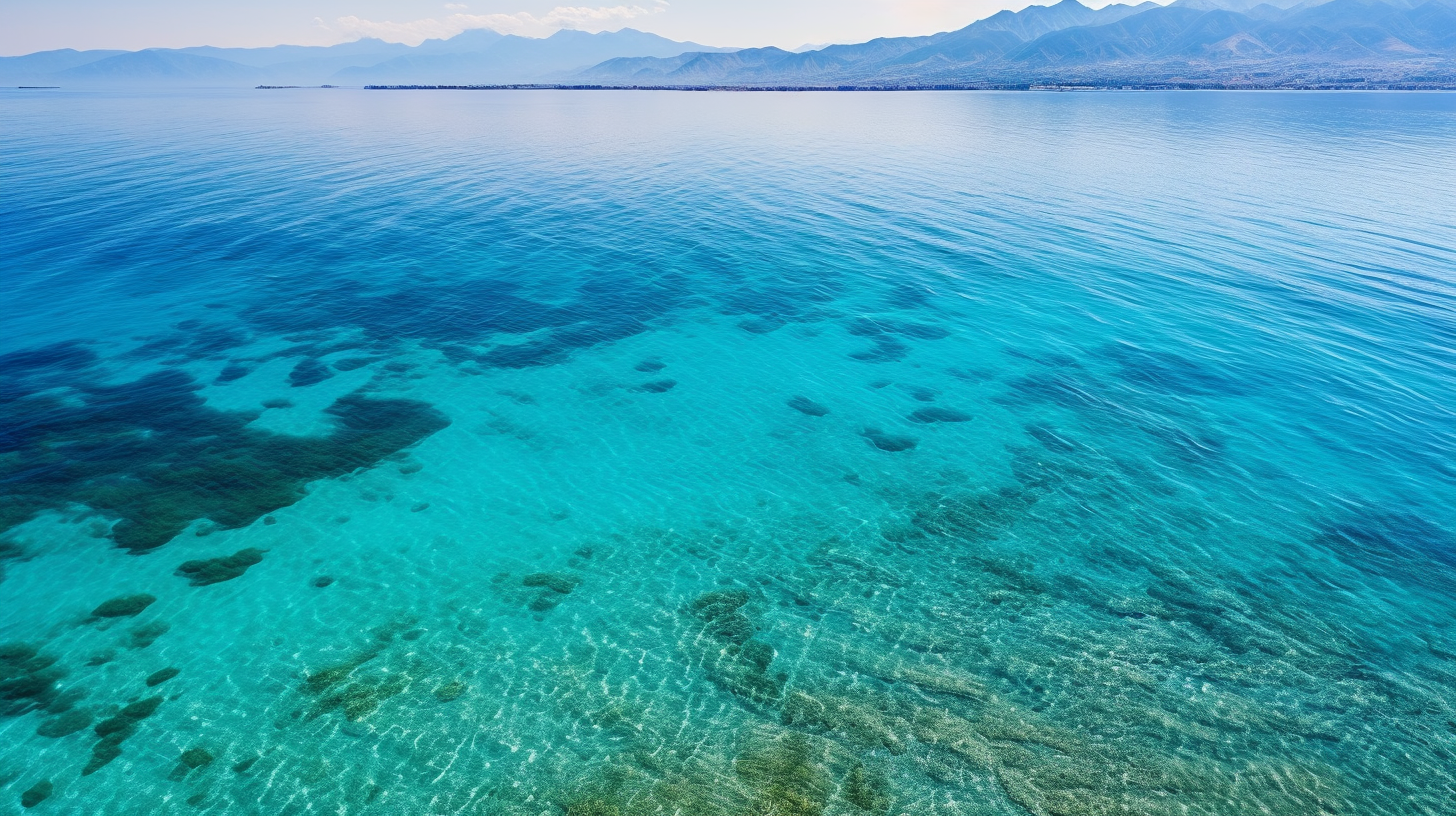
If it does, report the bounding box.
[1,88,1454,815]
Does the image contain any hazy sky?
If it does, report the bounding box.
[0,0,1134,56]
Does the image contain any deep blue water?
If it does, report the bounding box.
[1,88,1454,815]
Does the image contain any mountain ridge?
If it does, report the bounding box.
[3,0,1453,89]
[575,0,1456,87]
[0,28,730,87]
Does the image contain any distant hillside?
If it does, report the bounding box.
[336,29,731,84]
[577,0,1456,88]
[5,1,1453,89]
[0,28,730,87]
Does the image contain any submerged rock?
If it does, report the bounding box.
[145,667,180,687]
[180,747,214,769]
[129,621,170,649]
[0,642,66,712]
[93,695,164,738]
[311,575,334,588]
[82,737,123,776]
[175,548,264,586]
[433,680,466,702]
[301,651,380,696]
[90,594,156,619]
[633,379,677,393]
[313,675,410,721]
[20,780,52,808]
[689,589,751,621]
[36,708,93,738]
[787,396,830,417]
[860,428,917,452]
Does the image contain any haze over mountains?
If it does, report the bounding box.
[581,0,1456,87]
[0,29,730,87]
[3,0,1453,89]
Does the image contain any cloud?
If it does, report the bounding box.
[337,5,663,45]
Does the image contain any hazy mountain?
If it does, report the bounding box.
[5,0,1453,89]
[580,0,1165,84]
[0,28,729,87]
[578,0,1456,87]
[335,28,732,84]
[55,51,267,84]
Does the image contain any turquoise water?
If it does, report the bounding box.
[1,88,1454,815]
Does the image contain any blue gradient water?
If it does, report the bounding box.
[1,89,1454,815]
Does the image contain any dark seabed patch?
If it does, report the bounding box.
[739,316,788,334]
[633,380,677,393]
[1,642,69,716]
[287,358,334,387]
[860,428,918,452]
[89,594,156,619]
[145,667,180,687]
[634,359,666,373]
[20,780,52,809]
[245,268,688,373]
[1314,509,1456,582]
[1099,341,1249,396]
[331,357,377,372]
[787,396,830,417]
[908,407,973,424]
[0,361,449,551]
[849,337,909,363]
[176,548,265,586]
[36,708,94,737]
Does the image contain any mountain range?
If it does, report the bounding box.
[0,28,729,87]
[579,0,1456,87]
[3,0,1453,89]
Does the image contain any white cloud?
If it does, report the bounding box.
[337,5,662,45]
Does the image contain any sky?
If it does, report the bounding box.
[0,0,1133,56]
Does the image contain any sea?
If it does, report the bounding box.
[1,87,1453,815]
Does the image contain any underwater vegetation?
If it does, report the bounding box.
[246,266,688,376]
[0,642,68,716]
[85,695,165,775]
[688,590,786,706]
[0,360,449,551]
[521,571,582,612]
[128,620,170,649]
[89,594,155,619]
[175,547,265,586]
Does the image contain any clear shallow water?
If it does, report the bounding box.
[1,88,1454,815]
